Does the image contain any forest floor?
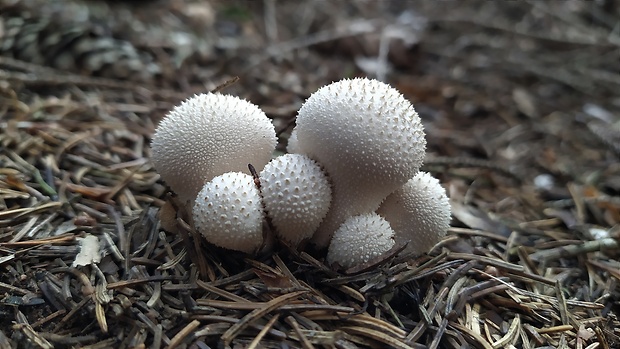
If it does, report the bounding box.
[0,1,619,348]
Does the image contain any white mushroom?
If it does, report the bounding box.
[377,172,451,256]
[286,128,300,154]
[259,154,331,246]
[193,172,264,253]
[151,93,277,202]
[326,213,395,269]
[292,78,426,248]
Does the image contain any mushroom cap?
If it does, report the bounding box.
[377,172,451,256]
[151,93,277,202]
[259,154,332,246]
[293,78,426,247]
[326,212,395,269]
[193,172,264,253]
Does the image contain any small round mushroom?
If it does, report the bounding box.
[326,212,395,270]
[151,93,277,202]
[193,172,264,253]
[259,154,332,246]
[377,172,451,256]
[292,78,426,248]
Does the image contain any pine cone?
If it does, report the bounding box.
[0,10,160,81]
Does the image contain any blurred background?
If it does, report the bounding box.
[2,0,619,172]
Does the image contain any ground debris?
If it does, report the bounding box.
[1,0,619,348]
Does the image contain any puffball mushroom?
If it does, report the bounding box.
[326,212,395,269]
[286,128,300,154]
[377,172,451,256]
[292,78,426,248]
[151,93,277,202]
[193,172,264,253]
[259,153,331,246]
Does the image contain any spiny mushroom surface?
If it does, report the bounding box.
[377,171,451,256]
[193,172,264,253]
[151,93,277,202]
[326,212,395,269]
[259,153,331,246]
[292,77,426,248]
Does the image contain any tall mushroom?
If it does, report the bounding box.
[291,78,426,248]
[377,171,451,256]
[151,93,277,203]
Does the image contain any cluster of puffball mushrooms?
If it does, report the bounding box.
[151,78,451,270]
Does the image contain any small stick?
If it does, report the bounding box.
[423,155,520,182]
[248,163,261,190]
[211,76,240,93]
